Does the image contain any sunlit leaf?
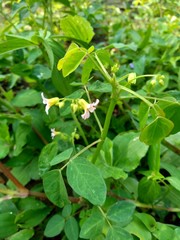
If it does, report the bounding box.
[60,15,94,43]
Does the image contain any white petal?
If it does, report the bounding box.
[88,99,99,113]
[41,92,47,104]
[45,104,50,114]
[81,110,90,120]
[51,128,56,139]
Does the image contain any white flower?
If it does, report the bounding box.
[41,92,59,114]
[51,128,60,139]
[79,99,99,120]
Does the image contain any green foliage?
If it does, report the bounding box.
[67,157,107,205]
[0,0,179,239]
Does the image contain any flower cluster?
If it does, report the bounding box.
[41,92,99,120]
[41,92,99,139]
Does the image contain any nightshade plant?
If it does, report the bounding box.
[0,0,180,239]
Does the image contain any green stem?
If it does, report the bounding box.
[162,139,180,155]
[92,97,116,163]
[48,0,53,33]
[61,139,101,171]
[148,143,161,172]
[88,54,112,83]
[71,111,88,145]
[119,85,153,108]
[98,206,112,227]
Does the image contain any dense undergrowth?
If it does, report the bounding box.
[0,0,180,239]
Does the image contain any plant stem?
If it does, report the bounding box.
[92,96,116,163]
[98,206,112,227]
[0,162,29,195]
[108,191,180,212]
[48,0,53,33]
[162,139,180,155]
[119,85,153,108]
[61,139,101,171]
[71,111,89,145]
[148,143,161,172]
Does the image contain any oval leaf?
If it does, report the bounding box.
[7,229,34,240]
[12,89,42,107]
[43,170,69,207]
[64,216,79,240]
[44,214,65,238]
[60,15,94,43]
[0,213,17,238]
[80,207,105,239]
[50,147,73,166]
[107,201,135,227]
[67,157,107,205]
[113,132,148,172]
[106,227,133,240]
[140,116,174,145]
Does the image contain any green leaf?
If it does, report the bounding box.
[99,164,127,180]
[135,213,157,232]
[57,0,70,7]
[44,214,65,237]
[107,201,135,227]
[57,43,86,77]
[12,89,42,107]
[17,197,46,211]
[140,116,174,145]
[67,157,107,206]
[81,58,94,84]
[43,170,70,208]
[113,132,148,171]
[47,39,74,96]
[161,162,180,179]
[41,38,55,69]
[88,80,112,93]
[62,204,72,218]
[110,42,137,51]
[125,216,152,240]
[153,222,174,240]
[174,228,180,240]
[97,138,128,180]
[0,213,17,238]
[15,208,51,228]
[0,139,10,159]
[0,39,34,55]
[106,226,133,240]
[0,120,10,140]
[80,207,105,239]
[139,102,150,129]
[166,176,180,191]
[7,229,34,240]
[38,142,58,176]
[50,147,73,166]
[138,177,161,203]
[31,64,51,80]
[163,103,180,134]
[13,123,30,156]
[7,164,31,188]
[60,15,94,43]
[64,216,79,240]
